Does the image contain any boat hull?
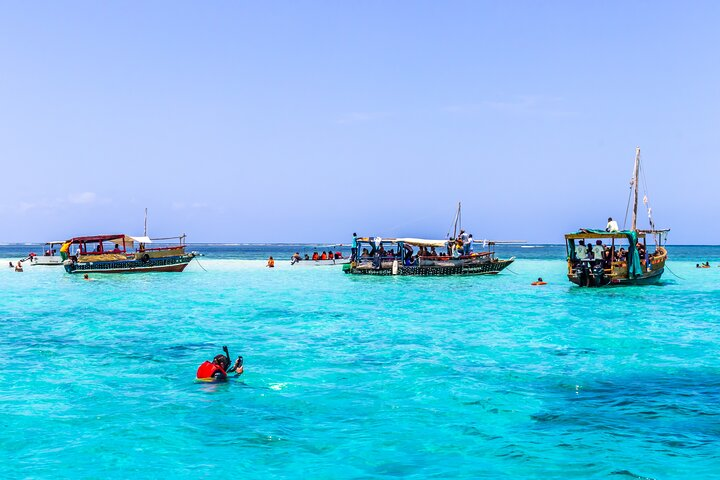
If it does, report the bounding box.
[345,258,514,276]
[567,266,664,287]
[64,254,194,274]
[30,257,64,266]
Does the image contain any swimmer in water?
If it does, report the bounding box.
[196,346,243,381]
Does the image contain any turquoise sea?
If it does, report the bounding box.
[1,244,719,479]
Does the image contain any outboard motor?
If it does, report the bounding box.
[592,263,605,287]
[574,263,588,287]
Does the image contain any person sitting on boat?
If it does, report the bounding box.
[430,246,437,257]
[452,244,463,259]
[303,254,310,260]
[320,251,328,260]
[603,246,613,266]
[636,242,646,259]
[112,244,121,253]
[592,240,604,266]
[465,234,474,255]
[291,252,301,265]
[372,250,382,270]
[334,251,342,259]
[361,248,370,258]
[575,240,588,261]
[94,244,102,253]
[267,256,275,268]
[606,217,619,232]
[312,251,319,261]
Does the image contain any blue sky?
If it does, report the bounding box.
[1,1,718,243]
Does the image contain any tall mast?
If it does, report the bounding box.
[453,202,461,238]
[631,147,640,231]
[144,208,148,237]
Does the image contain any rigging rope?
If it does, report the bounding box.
[193,257,208,272]
[663,263,684,280]
[623,180,633,230]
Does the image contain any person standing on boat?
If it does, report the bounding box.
[465,234,474,255]
[592,240,605,267]
[606,217,619,232]
[576,240,588,261]
[351,233,358,261]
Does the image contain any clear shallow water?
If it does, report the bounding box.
[1,245,719,479]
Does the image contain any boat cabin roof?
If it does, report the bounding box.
[358,237,495,247]
[68,234,153,244]
[564,228,670,241]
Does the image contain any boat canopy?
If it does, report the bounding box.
[357,237,449,248]
[564,229,646,240]
[67,234,153,245]
[45,240,68,245]
[565,229,643,278]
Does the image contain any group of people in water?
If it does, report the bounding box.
[696,262,717,268]
[289,250,343,265]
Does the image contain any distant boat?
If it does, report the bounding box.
[344,203,514,276]
[564,147,669,287]
[27,241,66,266]
[62,234,196,274]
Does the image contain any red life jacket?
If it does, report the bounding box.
[196,360,227,380]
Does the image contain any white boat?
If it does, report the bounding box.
[28,241,66,266]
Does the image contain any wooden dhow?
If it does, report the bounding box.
[61,234,196,274]
[564,147,669,287]
[344,203,515,276]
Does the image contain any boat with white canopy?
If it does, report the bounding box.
[344,203,515,276]
[27,241,66,266]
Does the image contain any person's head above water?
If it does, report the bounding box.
[213,354,230,370]
[537,277,543,282]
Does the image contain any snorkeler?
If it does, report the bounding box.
[196,346,243,381]
[197,346,231,381]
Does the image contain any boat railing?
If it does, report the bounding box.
[142,245,185,252]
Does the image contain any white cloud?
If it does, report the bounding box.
[67,192,97,204]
